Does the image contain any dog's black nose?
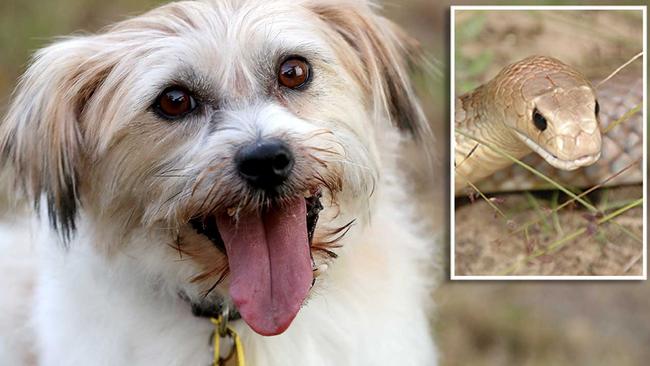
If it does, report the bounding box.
[236,139,294,190]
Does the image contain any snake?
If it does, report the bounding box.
[454,55,643,195]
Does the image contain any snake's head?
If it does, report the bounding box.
[510,56,602,171]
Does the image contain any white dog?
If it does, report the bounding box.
[0,1,437,365]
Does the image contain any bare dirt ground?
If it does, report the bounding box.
[455,187,643,276]
[453,9,644,276]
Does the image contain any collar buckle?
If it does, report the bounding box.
[209,306,246,366]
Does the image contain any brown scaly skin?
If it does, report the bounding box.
[454,56,627,194]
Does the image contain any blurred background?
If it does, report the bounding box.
[0,0,647,365]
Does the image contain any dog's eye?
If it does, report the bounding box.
[278,57,311,89]
[154,87,197,119]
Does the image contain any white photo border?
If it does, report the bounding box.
[450,5,647,281]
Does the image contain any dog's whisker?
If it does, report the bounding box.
[190,160,228,199]
[307,153,330,169]
[172,257,192,262]
[166,238,189,260]
[190,265,224,284]
[307,146,342,157]
[297,128,335,142]
[123,207,139,230]
[154,174,192,178]
[191,169,211,198]
[151,225,185,231]
[195,179,224,215]
[174,233,183,260]
[317,220,356,246]
[163,189,185,205]
[330,159,375,173]
[200,267,229,299]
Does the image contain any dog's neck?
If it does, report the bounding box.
[180,291,241,321]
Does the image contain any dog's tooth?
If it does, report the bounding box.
[304,190,312,198]
[227,207,237,217]
[312,263,329,278]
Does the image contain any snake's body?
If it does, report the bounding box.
[455,56,643,194]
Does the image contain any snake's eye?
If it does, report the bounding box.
[154,87,197,120]
[278,57,311,89]
[532,108,547,132]
[595,100,600,116]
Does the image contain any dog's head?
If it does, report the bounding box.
[1,0,426,335]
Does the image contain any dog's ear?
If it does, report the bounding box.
[310,1,427,139]
[0,38,109,239]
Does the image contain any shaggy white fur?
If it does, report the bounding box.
[0,1,438,365]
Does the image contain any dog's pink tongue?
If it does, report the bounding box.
[216,198,311,336]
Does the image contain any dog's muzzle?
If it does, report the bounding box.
[188,138,324,336]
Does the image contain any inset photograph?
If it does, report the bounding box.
[451,6,646,278]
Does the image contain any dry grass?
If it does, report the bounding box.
[455,187,643,276]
